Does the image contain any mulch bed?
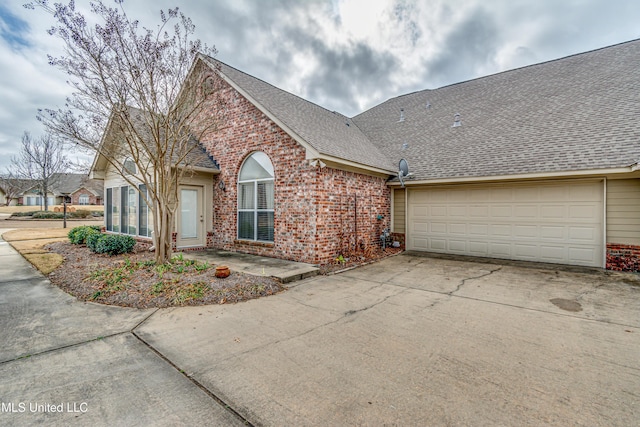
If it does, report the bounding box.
[46,242,284,309]
[318,247,403,275]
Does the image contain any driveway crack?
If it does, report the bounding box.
[449,266,502,295]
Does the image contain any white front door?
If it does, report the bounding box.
[177,185,204,247]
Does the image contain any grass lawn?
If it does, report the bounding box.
[0,205,104,214]
[2,228,69,274]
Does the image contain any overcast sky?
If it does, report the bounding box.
[1,0,639,171]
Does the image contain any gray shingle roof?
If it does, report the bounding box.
[353,39,640,181]
[208,58,395,172]
[51,173,104,195]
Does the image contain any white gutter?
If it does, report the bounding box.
[387,166,640,186]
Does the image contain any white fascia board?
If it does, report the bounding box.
[387,167,638,186]
[315,153,395,176]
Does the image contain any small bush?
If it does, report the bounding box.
[68,225,101,245]
[89,234,136,256]
[69,209,92,219]
[10,211,39,217]
[32,211,64,219]
[86,232,102,252]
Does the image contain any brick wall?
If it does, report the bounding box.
[315,167,390,265]
[196,70,391,265]
[606,243,640,272]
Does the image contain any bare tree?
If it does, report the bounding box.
[0,170,28,206]
[26,1,224,263]
[11,132,69,211]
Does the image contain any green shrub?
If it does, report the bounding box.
[32,211,64,219]
[69,209,92,219]
[86,232,102,252]
[88,234,136,256]
[68,225,101,245]
[10,211,38,217]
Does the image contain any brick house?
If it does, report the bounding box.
[92,39,640,270]
[10,174,103,207]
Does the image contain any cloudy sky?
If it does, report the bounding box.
[1,0,639,171]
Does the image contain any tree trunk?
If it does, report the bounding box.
[153,203,174,265]
[42,181,48,212]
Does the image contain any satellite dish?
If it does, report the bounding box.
[398,158,412,187]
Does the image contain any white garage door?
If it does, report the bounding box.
[407,180,604,267]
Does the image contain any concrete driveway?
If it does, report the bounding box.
[2,238,639,426]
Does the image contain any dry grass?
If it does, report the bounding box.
[23,253,64,275]
[1,228,70,274]
[9,237,68,253]
[0,205,104,214]
[2,228,70,241]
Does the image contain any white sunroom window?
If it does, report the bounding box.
[238,151,274,242]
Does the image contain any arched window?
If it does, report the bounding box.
[123,158,137,175]
[238,152,274,242]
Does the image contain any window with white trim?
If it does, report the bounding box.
[105,184,152,238]
[238,152,274,242]
[79,194,89,205]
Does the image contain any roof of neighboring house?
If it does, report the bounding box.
[352,39,640,181]
[16,174,104,196]
[205,56,396,173]
[0,178,33,194]
[51,173,104,196]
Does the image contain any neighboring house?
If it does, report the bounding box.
[14,174,104,207]
[91,39,640,271]
[54,173,104,205]
[0,179,32,206]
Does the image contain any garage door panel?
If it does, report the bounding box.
[468,241,488,254]
[430,206,446,217]
[407,181,603,267]
[469,188,492,201]
[448,240,466,252]
[569,204,598,220]
[491,206,512,217]
[569,183,601,201]
[490,224,512,237]
[469,223,489,236]
[413,206,428,218]
[491,187,514,201]
[568,247,598,265]
[469,206,489,217]
[539,245,566,262]
[540,226,565,239]
[413,237,428,249]
[514,205,538,218]
[541,205,566,219]
[568,226,597,241]
[514,225,538,239]
[540,186,566,201]
[430,239,446,250]
[449,223,466,235]
[489,243,512,257]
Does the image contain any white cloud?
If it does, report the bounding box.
[1,0,639,171]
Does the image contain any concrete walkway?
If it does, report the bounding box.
[2,228,640,426]
[0,234,245,426]
[183,248,319,283]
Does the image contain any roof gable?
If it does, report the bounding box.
[201,56,395,173]
[91,106,219,178]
